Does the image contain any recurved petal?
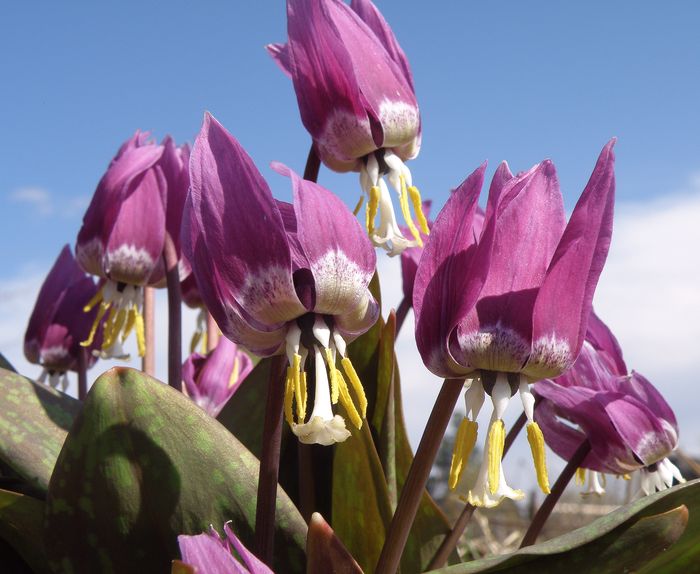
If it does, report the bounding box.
[272,162,378,336]
[618,371,679,442]
[585,310,627,376]
[177,531,247,574]
[458,160,566,372]
[184,113,304,327]
[265,42,292,78]
[526,139,616,379]
[104,165,167,285]
[413,163,493,378]
[349,0,415,91]
[553,341,619,392]
[223,522,273,574]
[598,390,678,466]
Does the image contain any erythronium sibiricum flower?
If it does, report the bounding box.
[177,522,272,573]
[76,132,190,359]
[267,0,429,256]
[413,140,616,507]
[24,245,103,390]
[534,311,684,496]
[182,337,253,418]
[182,113,378,445]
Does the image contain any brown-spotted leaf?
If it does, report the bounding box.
[0,488,50,574]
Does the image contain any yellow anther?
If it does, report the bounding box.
[81,301,109,348]
[526,422,551,494]
[122,308,137,342]
[366,185,380,236]
[292,354,305,422]
[352,195,364,216]
[448,418,478,490]
[487,419,506,494]
[299,371,308,417]
[189,331,202,354]
[228,357,241,389]
[83,289,104,313]
[408,185,430,235]
[134,310,146,357]
[575,468,586,486]
[284,367,295,426]
[622,473,631,480]
[398,176,423,246]
[100,305,119,349]
[336,370,362,429]
[323,348,339,404]
[340,357,367,419]
[201,331,208,354]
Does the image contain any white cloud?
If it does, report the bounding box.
[9,187,53,216]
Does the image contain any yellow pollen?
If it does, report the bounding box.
[398,175,423,246]
[122,307,137,342]
[284,367,295,426]
[83,289,104,313]
[81,300,109,348]
[352,195,364,216]
[292,353,305,422]
[101,306,119,349]
[299,371,308,419]
[324,348,339,405]
[526,422,551,494]
[448,418,478,490]
[201,331,208,354]
[408,185,430,235]
[335,369,362,429]
[622,473,631,480]
[228,357,241,389]
[575,468,586,486]
[366,185,380,236]
[340,357,367,419]
[487,419,506,494]
[134,310,146,357]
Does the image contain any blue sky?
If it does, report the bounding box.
[2,1,699,279]
[1,2,700,483]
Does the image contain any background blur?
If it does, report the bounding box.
[1,1,699,502]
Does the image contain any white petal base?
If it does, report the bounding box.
[292,415,351,446]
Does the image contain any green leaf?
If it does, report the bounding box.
[428,478,700,573]
[306,512,363,574]
[0,367,80,493]
[0,353,16,372]
[0,488,51,574]
[44,367,307,574]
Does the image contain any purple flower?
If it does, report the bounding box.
[76,132,189,359]
[534,312,684,496]
[24,245,102,390]
[413,141,616,506]
[177,522,272,573]
[267,0,428,255]
[182,113,379,445]
[182,337,253,418]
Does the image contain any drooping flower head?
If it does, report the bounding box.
[267,0,429,255]
[182,113,379,445]
[180,253,210,353]
[24,245,103,390]
[76,132,189,359]
[177,522,273,573]
[534,311,684,496]
[413,140,616,507]
[182,337,253,418]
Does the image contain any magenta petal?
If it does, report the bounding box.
[618,371,679,442]
[585,310,627,376]
[553,342,619,392]
[178,532,247,574]
[413,163,494,377]
[160,136,191,254]
[272,162,378,337]
[223,523,273,574]
[184,113,304,329]
[526,139,616,379]
[458,160,566,371]
[349,0,415,91]
[265,42,292,78]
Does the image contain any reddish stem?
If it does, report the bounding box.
[142,286,156,376]
[163,233,182,391]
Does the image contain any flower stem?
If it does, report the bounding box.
[163,233,182,391]
[206,312,219,353]
[395,298,411,337]
[298,442,316,523]
[142,286,156,376]
[304,145,321,182]
[375,377,464,574]
[426,411,528,568]
[77,347,88,400]
[519,439,591,548]
[254,355,288,566]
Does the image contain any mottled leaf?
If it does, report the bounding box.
[0,353,16,372]
[0,368,80,493]
[428,478,700,573]
[45,367,307,574]
[0,488,50,574]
